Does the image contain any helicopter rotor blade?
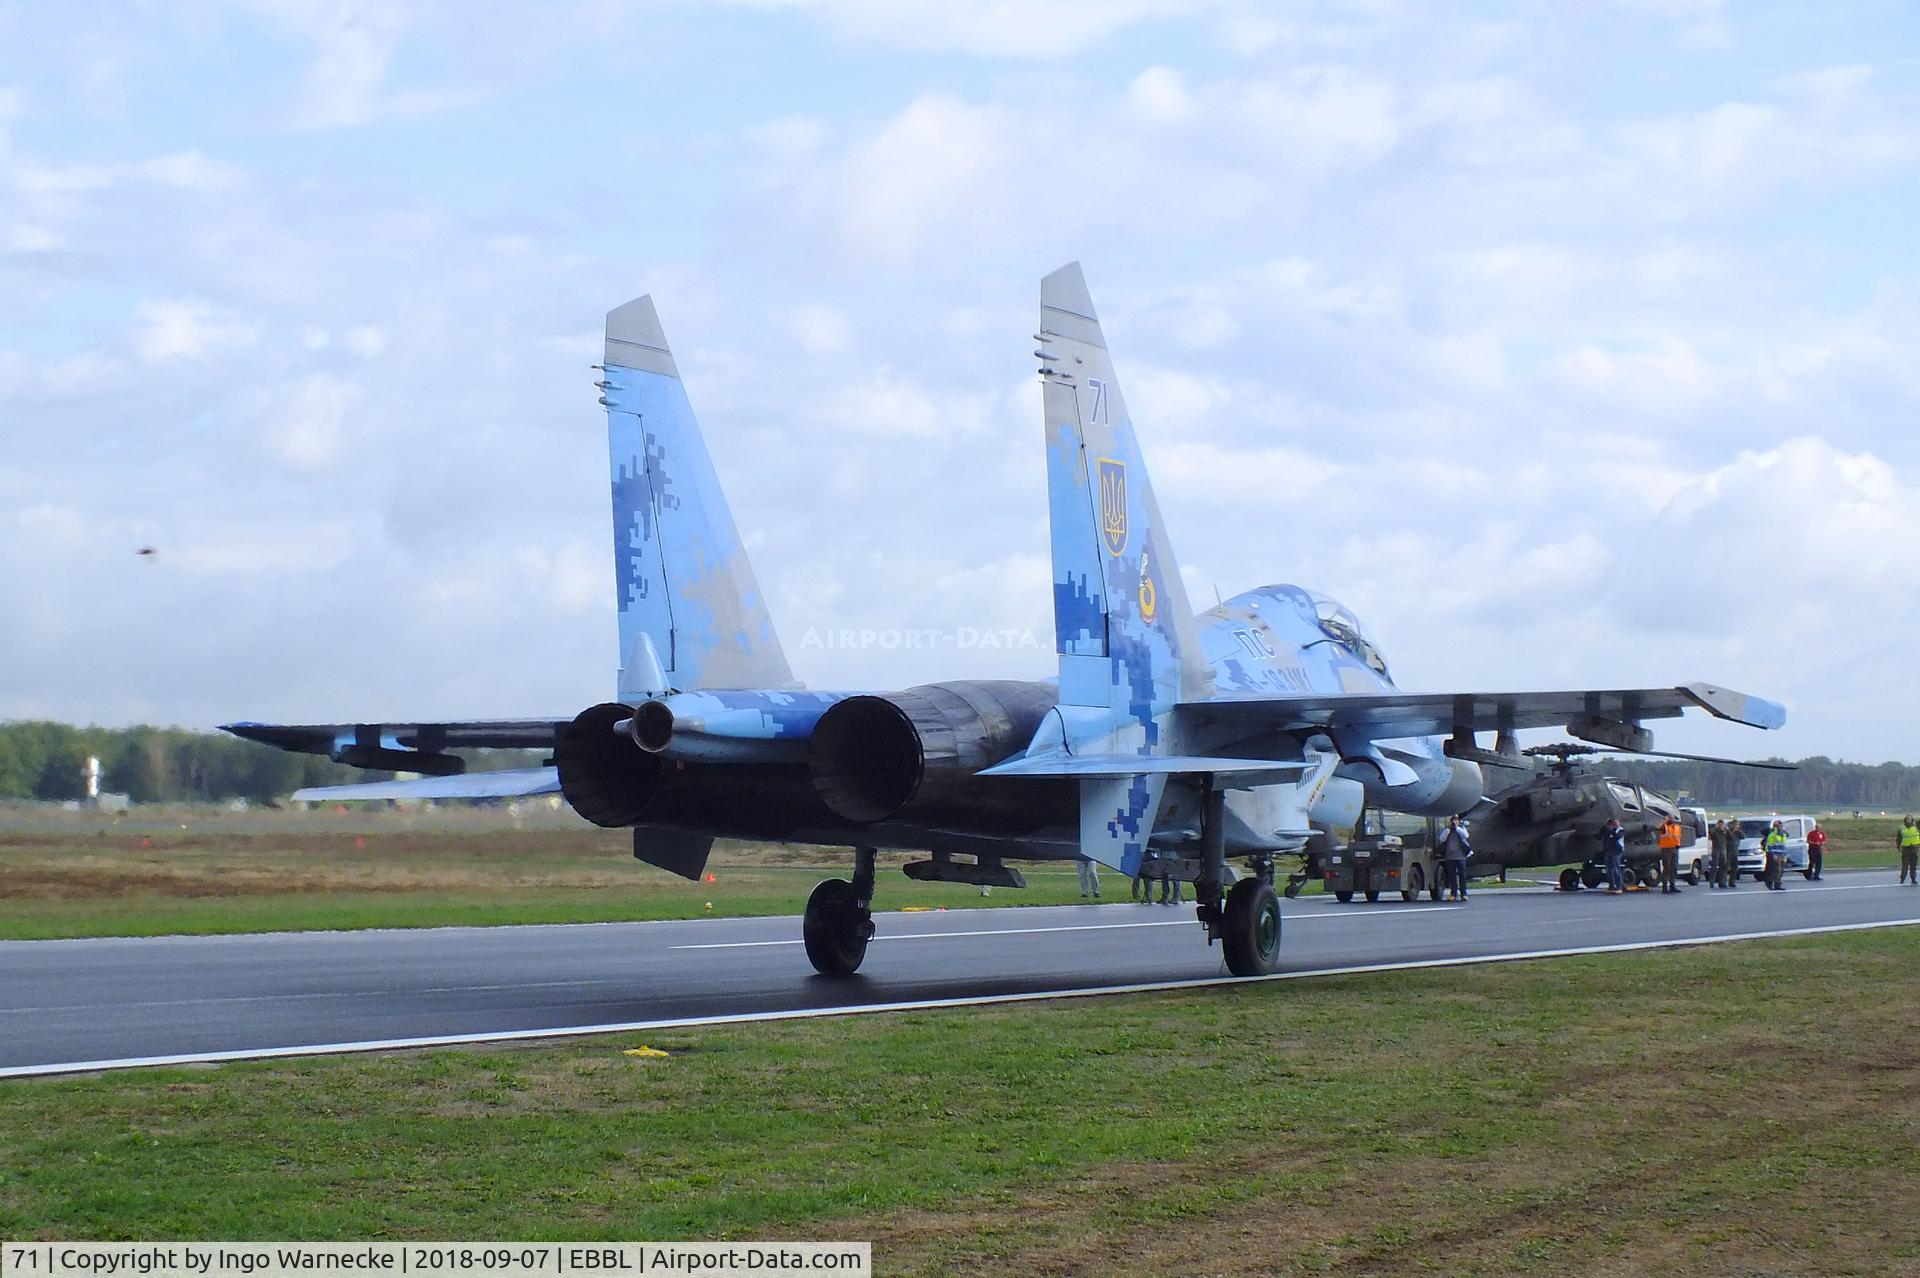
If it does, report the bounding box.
[1601,748,1798,771]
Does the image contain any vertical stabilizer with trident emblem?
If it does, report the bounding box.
[1032,262,1211,871]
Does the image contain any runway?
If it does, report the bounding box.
[4,871,1918,1077]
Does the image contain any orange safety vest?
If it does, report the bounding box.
[1658,821,1682,850]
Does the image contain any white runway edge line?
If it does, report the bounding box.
[4,916,1915,1080]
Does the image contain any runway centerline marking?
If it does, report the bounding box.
[8,916,1916,1079]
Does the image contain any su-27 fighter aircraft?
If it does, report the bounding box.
[226,263,1786,978]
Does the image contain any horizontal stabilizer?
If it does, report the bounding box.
[980,754,1312,782]
[292,767,561,802]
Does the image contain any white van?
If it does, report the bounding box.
[1680,807,1711,883]
[1732,815,1816,881]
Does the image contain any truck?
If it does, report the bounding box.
[1320,809,1504,902]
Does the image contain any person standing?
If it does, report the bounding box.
[1132,850,1155,903]
[1602,818,1627,895]
[1658,815,1683,894]
[1899,817,1920,885]
[1709,819,1731,888]
[1159,858,1183,905]
[1437,815,1472,902]
[1764,819,1788,890]
[1077,856,1101,899]
[1806,823,1827,881]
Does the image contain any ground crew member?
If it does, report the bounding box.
[1602,818,1628,894]
[1899,817,1920,885]
[1437,815,1472,901]
[1077,856,1101,899]
[1159,857,1183,905]
[1764,819,1788,890]
[1806,823,1827,881]
[1133,850,1155,903]
[1658,815,1683,893]
[1709,819,1732,888]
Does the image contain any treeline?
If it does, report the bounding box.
[0,721,376,804]
[1605,756,1920,809]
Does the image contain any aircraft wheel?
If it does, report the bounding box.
[1223,879,1282,977]
[1558,867,1581,893]
[803,878,872,976]
[1364,889,1380,903]
[1580,867,1604,890]
[1334,890,1354,903]
[1402,864,1424,903]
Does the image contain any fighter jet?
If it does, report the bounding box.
[226,263,1784,978]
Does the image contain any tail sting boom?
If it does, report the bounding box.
[602,297,793,698]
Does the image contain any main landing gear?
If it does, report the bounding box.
[804,846,876,976]
[1192,786,1284,977]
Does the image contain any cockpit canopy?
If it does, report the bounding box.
[1308,591,1391,679]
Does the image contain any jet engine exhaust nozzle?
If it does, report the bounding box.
[808,680,1059,827]
[556,701,663,828]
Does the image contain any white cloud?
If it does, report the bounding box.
[1554,337,1719,415]
[789,303,851,355]
[1128,65,1194,122]
[269,373,361,468]
[0,85,22,156]
[835,93,1011,261]
[735,0,1178,58]
[136,150,247,192]
[131,299,260,364]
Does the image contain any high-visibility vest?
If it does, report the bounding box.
[1901,825,1920,849]
[1659,822,1681,849]
[1765,829,1786,849]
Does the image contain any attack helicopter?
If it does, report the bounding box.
[1469,744,1705,891]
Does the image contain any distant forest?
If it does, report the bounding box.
[0,721,375,803]
[2,720,1917,809]
[1589,757,1920,809]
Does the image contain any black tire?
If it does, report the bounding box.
[1223,879,1282,977]
[1580,866,1604,890]
[1402,864,1424,903]
[1364,889,1381,903]
[1334,889,1354,903]
[803,878,871,976]
[1686,860,1704,886]
[1429,872,1443,902]
[1559,867,1581,893]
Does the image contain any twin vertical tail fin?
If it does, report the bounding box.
[601,298,793,697]
[1036,263,1209,870]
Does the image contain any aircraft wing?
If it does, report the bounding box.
[224,720,564,754]
[292,768,561,803]
[1183,682,1784,741]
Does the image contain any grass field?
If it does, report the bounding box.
[2,928,1916,1275]
[0,807,1905,941]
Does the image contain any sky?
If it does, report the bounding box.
[1,0,1917,763]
